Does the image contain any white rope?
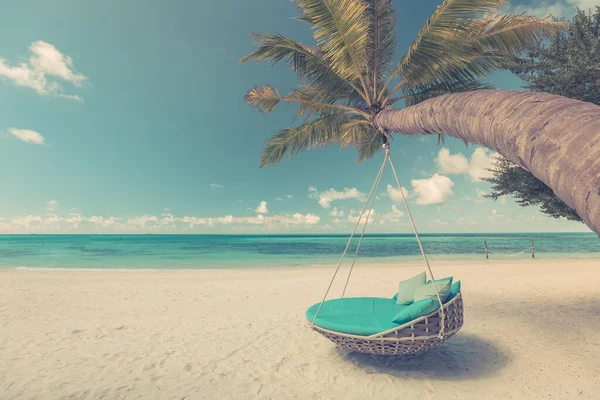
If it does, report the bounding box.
[311,156,388,326]
[387,153,446,339]
[341,154,386,298]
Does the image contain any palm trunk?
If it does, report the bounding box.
[375,90,600,235]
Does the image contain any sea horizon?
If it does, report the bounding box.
[0,231,596,236]
[1,232,598,270]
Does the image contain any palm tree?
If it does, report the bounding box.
[241,0,600,235]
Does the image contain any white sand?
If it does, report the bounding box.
[1,258,600,400]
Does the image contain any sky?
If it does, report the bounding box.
[0,0,594,234]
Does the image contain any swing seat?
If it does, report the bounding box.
[306,297,405,336]
[305,151,464,356]
[306,293,464,356]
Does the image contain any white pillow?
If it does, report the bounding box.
[414,278,453,304]
[396,272,426,305]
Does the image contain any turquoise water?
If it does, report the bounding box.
[0,233,598,269]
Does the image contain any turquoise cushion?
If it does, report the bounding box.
[306,297,408,336]
[414,278,453,303]
[448,280,461,301]
[392,298,440,325]
[396,271,426,305]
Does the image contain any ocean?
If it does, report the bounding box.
[0,233,598,269]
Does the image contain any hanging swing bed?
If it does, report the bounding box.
[306,142,464,356]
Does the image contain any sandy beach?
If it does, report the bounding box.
[1,258,599,399]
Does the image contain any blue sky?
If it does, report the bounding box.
[0,0,592,234]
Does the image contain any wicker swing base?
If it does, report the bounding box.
[311,294,464,356]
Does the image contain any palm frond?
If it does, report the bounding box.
[470,13,566,55]
[392,0,507,86]
[356,126,386,162]
[244,85,368,117]
[289,86,369,119]
[294,0,372,102]
[293,15,314,24]
[294,83,340,108]
[400,79,493,107]
[260,114,349,167]
[381,2,565,105]
[395,15,565,91]
[364,0,396,98]
[338,119,371,146]
[244,85,283,114]
[239,33,367,104]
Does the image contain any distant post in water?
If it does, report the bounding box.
[532,239,535,258]
[484,240,489,259]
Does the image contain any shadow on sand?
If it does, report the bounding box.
[336,333,509,380]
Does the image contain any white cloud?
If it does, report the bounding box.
[239,215,266,225]
[181,216,208,227]
[377,205,405,224]
[489,209,506,222]
[7,128,45,145]
[347,208,377,225]
[160,214,177,225]
[43,214,62,226]
[209,183,224,188]
[255,201,269,214]
[411,174,455,205]
[211,213,320,227]
[63,213,85,228]
[431,218,449,227]
[386,184,411,203]
[329,207,344,217]
[0,41,86,100]
[88,216,119,227]
[28,41,86,85]
[503,0,596,19]
[455,218,478,226]
[127,215,158,227]
[436,148,469,174]
[11,215,43,228]
[468,148,496,182]
[46,200,58,211]
[435,147,497,182]
[275,197,283,201]
[347,205,405,225]
[272,213,320,225]
[287,195,293,199]
[0,209,321,232]
[293,213,320,225]
[309,186,366,208]
[9,213,121,230]
[216,215,265,225]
